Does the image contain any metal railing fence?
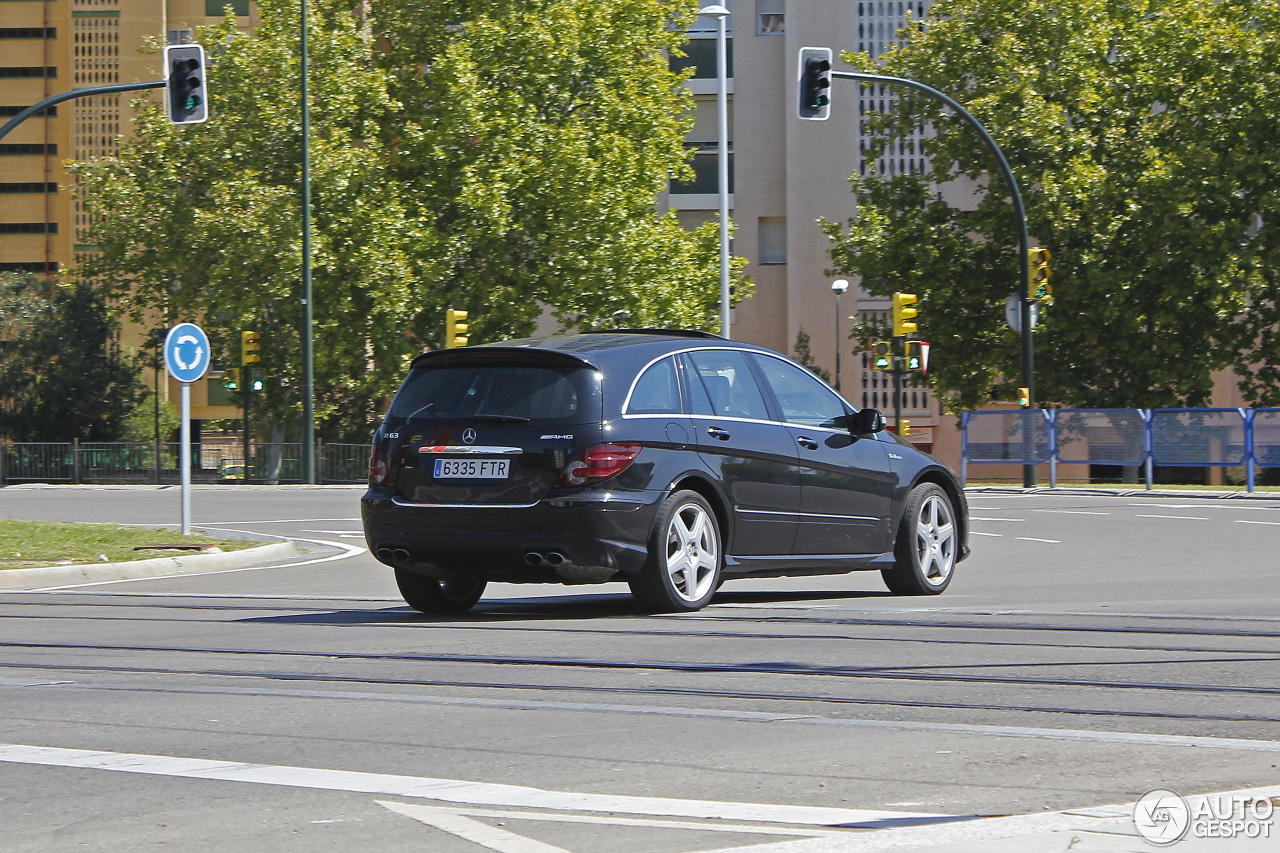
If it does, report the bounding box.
[962,408,1280,491]
[0,440,370,485]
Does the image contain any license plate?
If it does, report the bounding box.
[433,458,510,479]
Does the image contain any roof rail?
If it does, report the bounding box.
[582,328,723,339]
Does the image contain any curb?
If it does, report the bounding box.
[0,534,302,591]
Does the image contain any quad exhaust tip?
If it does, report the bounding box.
[545,552,566,567]
[524,552,544,566]
[391,548,412,565]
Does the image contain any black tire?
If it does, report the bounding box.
[881,482,958,595]
[629,490,722,612]
[395,567,486,614]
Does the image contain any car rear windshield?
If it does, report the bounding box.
[387,363,602,424]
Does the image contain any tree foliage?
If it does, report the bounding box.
[0,272,145,441]
[824,0,1280,411]
[75,0,743,441]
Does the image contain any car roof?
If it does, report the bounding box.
[410,329,779,371]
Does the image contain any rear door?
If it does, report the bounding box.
[384,357,603,505]
[749,353,893,556]
[682,349,800,556]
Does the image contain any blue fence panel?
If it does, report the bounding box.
[1150,409,1247,467]
[1054,409,1147,466]
[1253,409,1280,468]
[962,410,1052,464]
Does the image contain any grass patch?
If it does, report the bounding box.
[0,519,257,570]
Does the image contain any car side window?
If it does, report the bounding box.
[627,356,682,414]
[684,350,771,420]
[752,354,848,427]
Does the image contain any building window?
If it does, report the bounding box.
[206,0,251,15]
[757,0,784,34]
[758,217,786,265]
[167,29,193,45]
[670,148,734,195]
[670,37,734,79]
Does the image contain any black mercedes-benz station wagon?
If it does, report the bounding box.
[362,330,969,613]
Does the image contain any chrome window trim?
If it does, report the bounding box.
[417,445,524,455]
[621,354,683,417]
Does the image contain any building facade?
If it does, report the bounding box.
[1,0,258,419]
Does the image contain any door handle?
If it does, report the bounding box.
[707,426,731,441]
[796,436,819,450]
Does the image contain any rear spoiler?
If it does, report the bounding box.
[409,346,598,371]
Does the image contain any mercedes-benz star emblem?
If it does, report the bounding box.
[462,428,477,445]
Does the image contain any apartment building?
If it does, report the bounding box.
[1,0,258,419]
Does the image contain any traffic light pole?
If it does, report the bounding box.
[831,71,1036,487]
[0,80,165,143]
[892,337,904,436]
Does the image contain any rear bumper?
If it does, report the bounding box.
[361,487,661,584]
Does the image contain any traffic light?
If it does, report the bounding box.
[251,369,265,392]
[904,340,922,371]
[870,340,892,370]
[240,330,261,365]
[163,44,208,125]
[797,47,833,120]
[892,292,919,337]
[1017,386,1031,407]
[899,419,911,436]
[445,309,469,348]
[223,368,240,391]
[1028,247,1052,302]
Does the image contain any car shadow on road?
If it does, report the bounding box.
[238,588,895,625]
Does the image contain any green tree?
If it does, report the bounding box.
[823,0,1280,411]
[74,0,743,441]
[792,328,832,383]
[0,272,145,441]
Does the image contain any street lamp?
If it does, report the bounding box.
[831,279,848,392]
[698,4,731,339]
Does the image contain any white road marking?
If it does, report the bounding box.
[968,531,1003,537]
[969,517,1026,522]
[382,802,573,853]
[702,782,1280,853]
[1014,537,1060,544]
[1033,509,1108,515]
[378,801,846,838]
[300,529,366,538]
[0,744,944,827]
[1236,519,1280,526]
[1135,514,1209,520]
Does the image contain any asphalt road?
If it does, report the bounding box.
[1,485,1278,851]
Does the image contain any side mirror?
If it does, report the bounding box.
[850,408,887,436]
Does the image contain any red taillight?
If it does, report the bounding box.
[369,442,394,486]
[556,443,642,487]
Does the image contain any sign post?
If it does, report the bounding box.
[163,323,211,535]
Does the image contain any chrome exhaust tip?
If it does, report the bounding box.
[376,548,395,564]
[524,552,544,566]
[545,552,566,567]
[391,548,412,565]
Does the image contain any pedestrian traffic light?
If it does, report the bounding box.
[892,292,918,337]
[223,368,240,391]
[445,309,469,349]
[163,44,208,125]
[251,369,265,392]
[1017,386,1031,407]
[870,340,892,370]
[797,47,833,120]
[904,340,922,371]
[240,330,261,364]
[1028,247,1052,302]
